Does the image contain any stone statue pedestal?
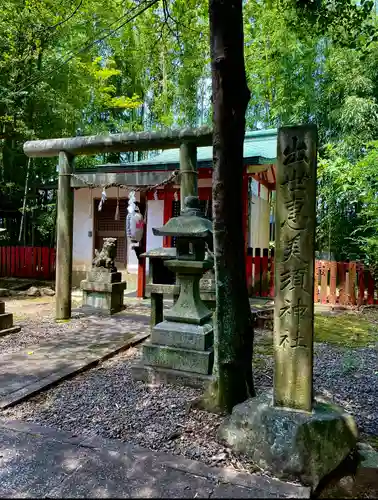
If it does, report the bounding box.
[132,259,214,388]
[218,390,358,490]
[80,268,126,315]
[0,300,21,337]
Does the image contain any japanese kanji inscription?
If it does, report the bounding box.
[274,125,317,412]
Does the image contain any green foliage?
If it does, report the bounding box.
[35,204,56,241]
[0,0,210,244]
[243,0,378,268]
[316,137,378,266]
[0,0,377,260]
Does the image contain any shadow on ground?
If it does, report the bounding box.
[0,420,310,498]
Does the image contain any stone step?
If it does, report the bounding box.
[131,363,214,389]
[142,341,213,375]
[0,326,21,338]
[0,301,5,314]
[0,313,15,331]
[151,321,213,351]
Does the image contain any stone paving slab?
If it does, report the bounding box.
[0,314,150,410]
[0,419,311,498]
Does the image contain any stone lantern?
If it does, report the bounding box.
[153,195,213,325]
[132,196,215,387]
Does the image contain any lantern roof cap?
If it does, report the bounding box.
[140,247,176,259]
[152,196,212,239]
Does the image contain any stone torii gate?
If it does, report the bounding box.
[23,128,212,320]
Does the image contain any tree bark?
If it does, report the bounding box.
[209,0,255,412]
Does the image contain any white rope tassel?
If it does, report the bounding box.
[98,187,107,211]
[115,187,120,220]
[154,190,158,201]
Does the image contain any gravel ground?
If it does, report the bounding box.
[0,314,84,356]
[2,346,258,472]
[2,330,377,473]
[1,298,377,473]
[313,343,378,436]
[0,299,151,356]
[254,338,378,436]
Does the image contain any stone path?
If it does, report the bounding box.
[0,313,150,410]
[0,419,310,498]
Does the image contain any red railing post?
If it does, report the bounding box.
[6,246,11,277]
[329,261,337,305]
[269,248,275,298]
[367,269,375,305]
[246,247,253,295]
[320,260,328,304]
[314,260,319,303]
[254,248,261,296]
[26,247,32,278]
[51,248,56,279]
[0,247,5,276]
[349,261,357,305]
[261,248,269,297]
[357,262,365,306]
[338,262,346,305]
[19,247,25,277]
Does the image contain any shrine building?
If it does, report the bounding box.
[71,128,277,296]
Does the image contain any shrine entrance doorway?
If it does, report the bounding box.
[93,198,128,270]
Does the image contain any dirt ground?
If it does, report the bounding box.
[2,293,152,322]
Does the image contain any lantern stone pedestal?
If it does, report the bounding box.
[0,300,21,337]
[80,238,126,315]
[132,196,214,388]
[132,261,214,388]
[143,260,214,373]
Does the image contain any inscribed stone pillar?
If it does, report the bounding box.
[56,151,74,321]
[274,125,317,412]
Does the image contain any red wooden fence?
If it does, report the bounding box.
[246,249,378,305]
[313,260,378,306]
[0,245,376,305]
[0,247,56,280]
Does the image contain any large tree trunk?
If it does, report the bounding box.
[209,0,255,412]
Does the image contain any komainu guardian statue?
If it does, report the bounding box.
[92,237,117,272]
